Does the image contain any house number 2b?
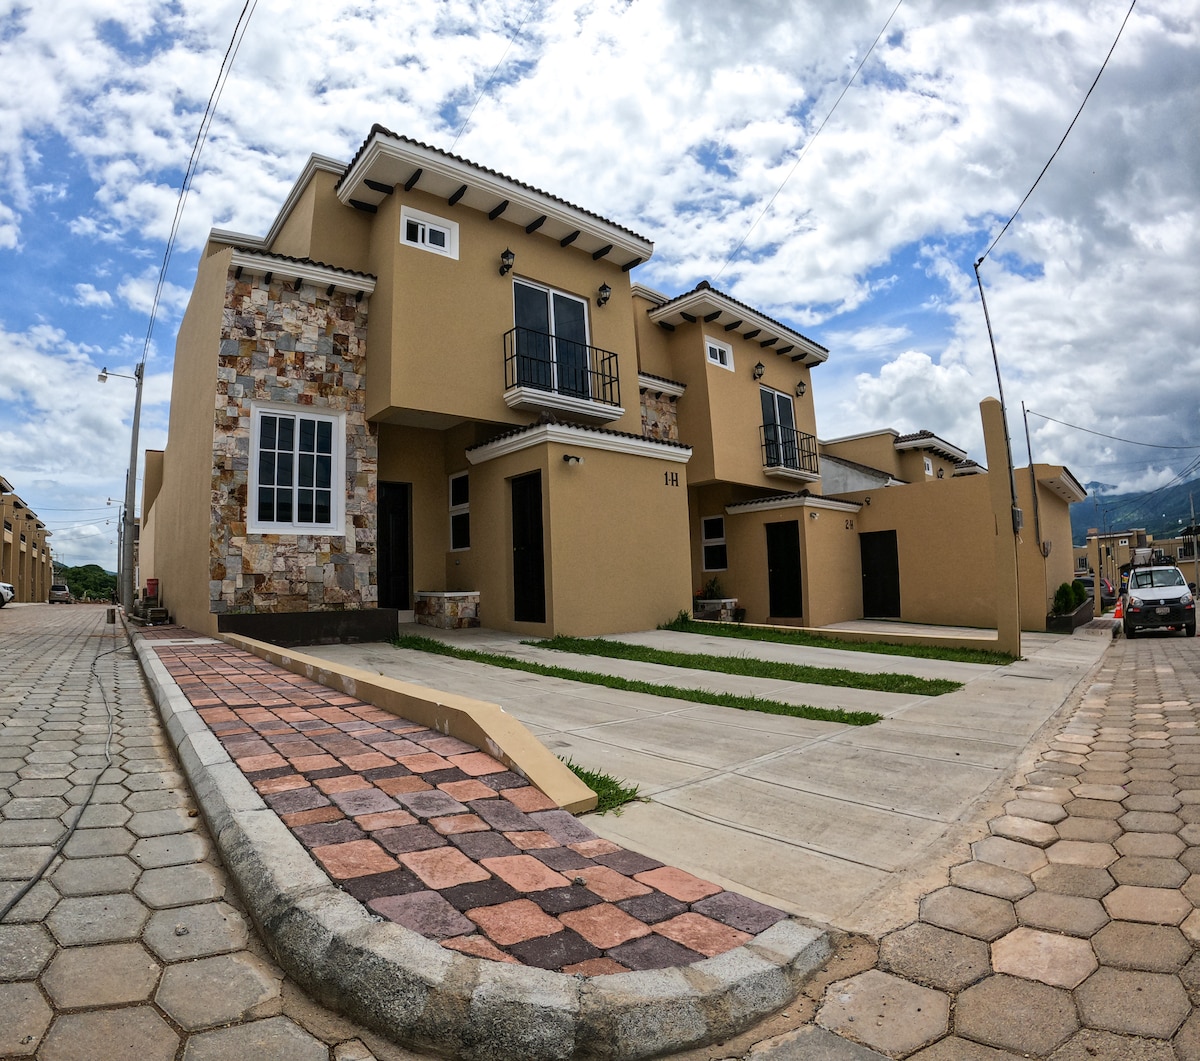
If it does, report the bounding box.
[664,472,679,487]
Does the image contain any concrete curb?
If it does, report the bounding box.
[132,631,832,1060]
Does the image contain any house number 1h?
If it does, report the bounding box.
[664,471,679,487]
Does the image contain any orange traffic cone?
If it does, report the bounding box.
[1113,596,1122,620]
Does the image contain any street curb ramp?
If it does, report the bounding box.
[132,633,832,1060]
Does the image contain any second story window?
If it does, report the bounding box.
[513,279,591,399]
[400,206,459,259]
[760,386,799,470]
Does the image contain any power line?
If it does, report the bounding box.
[450,0,540,151]
[136,0,259,372]
[977,0,1137,266]
[1028,410,1200,451]
[714,0,905,281]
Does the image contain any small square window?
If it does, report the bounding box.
[400,206,459,260]
[705,337,734,372]
[923,456,933,476]
[702,516,727,571]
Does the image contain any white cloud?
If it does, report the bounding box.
[73,283,114,308]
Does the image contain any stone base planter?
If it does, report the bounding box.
[1046,597,1094,634]
[414,591,480,629]
[694,598,739,622]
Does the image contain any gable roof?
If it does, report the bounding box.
[335,126,654,270]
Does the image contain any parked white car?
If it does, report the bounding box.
[1124,565,1195,638]
[0,582,13,607]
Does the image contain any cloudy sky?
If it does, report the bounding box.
[1,0,1197,570]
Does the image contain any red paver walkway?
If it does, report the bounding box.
[144,628,788,973]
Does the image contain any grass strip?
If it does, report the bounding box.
[392,634,880,726]
[660,613,1018,667]
[561,757,642,814]
[531,635,961,697]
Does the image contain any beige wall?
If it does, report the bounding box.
[821,433,902,478]
[145,247,232,635]
[632,312,818,492]
[363,185,639,434]
[270,169,374,273]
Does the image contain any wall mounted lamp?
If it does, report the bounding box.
[562,454,584,465]
[808,511,819,520]
[597,282,611,307]
[863,496,871,506]
[499,248,515,276]
[752,362,765,380]
[795,380,807,397]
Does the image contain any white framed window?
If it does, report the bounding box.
[1118,538,1129,547]
[400,205,459,259]
[449,472,470,551]
[923,456,933,476]
[705,336,734,371]
[702,516,727,571]
[248,404,345,535]
[760,386,799,470]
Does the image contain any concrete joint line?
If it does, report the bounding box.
[129,631,831,1060]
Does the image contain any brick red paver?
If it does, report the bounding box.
[142,628,790,974]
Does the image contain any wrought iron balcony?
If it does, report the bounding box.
[503,327,622,421]
[761,423,819,480]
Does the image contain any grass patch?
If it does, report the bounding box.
[392,634,881,726]
[660,613,1018,667]
[561,757,642,814]
[531,635,961,697]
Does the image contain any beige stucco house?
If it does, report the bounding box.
[142,126,1085,643]
[1,475,53,602]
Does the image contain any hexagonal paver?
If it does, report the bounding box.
[46,892,150,945]
[1092,920,1192,972]
[971,835,1049,875]
[1004,798,1067,823]
[0,982,52,1057]
[1045,840,1118,868]
[143,902,248,961]
[50,855,141,896]
[919,887,1016,942]
[127,808,198,838]
[1030,863,1115,899]
[949,860,1035,901]
[0,923,57,979]
[878,922,990,992]
[180,1016,328,1061]
[71,803,133,828]
[1102,885,1191,925]
[61,827,135,858]
[134,862,225,909]
[816,969,949,1057]
[988,815,1058,847]
[1075,967,1190,1038]
[130,832,210,869]
[1115,832,1185,858]
[1109,855,1189,888]
[37,1007,179,1061]
[956,974,1078,1055]
[991,926,1097,988]
[42,943,161,1007]
[156,952,282,1030]
[1015,891,1109,937]
[5,796,70,819]
[1055,816,1122,844]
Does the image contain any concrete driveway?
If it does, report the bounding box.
[303,624,1111,933]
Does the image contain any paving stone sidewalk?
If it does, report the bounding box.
[141,626,789,973]
[734,632,1200,1060]
[0,604,442,1061]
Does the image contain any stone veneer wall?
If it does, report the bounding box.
[640,388,679,442]
[210,271,376,617]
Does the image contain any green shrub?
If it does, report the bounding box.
[1053,583,1076,615]
[1071,580,1088,608]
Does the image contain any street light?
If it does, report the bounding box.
[98,365,144,612]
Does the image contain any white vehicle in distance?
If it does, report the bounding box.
[1123,565,1195,639]
[0,582,13,607]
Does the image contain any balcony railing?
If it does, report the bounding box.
[761,423,819,477]
[504,327,621,411]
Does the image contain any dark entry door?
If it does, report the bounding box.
[765,520,803,618]
[511,471,546,623]
[377,481,411,610]
[860,529,901,617]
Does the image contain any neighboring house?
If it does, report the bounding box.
[143,126,1085,643]
[1075,528,1200,590]
[0,475,54,602]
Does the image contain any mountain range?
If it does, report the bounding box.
[1071,478,1200,547]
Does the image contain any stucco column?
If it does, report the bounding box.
[1091,533,1104,613]
[981,397,1021,656]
